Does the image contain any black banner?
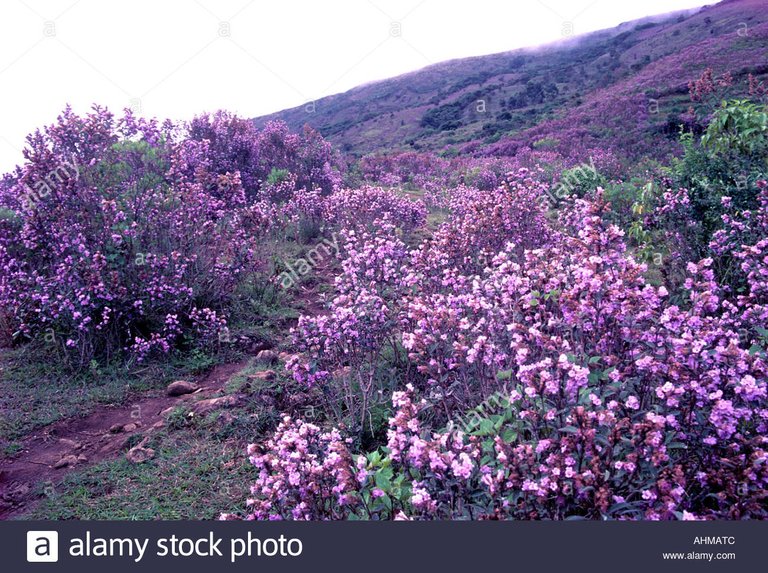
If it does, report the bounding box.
[3,520,764,572]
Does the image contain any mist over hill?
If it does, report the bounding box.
[254,0,768,159]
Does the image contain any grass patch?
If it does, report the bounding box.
[0,343,225,448]
[25,432,255,520]
[21,364,294,519]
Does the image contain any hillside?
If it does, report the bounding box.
[2,0,768,527]
[254,0,768,159]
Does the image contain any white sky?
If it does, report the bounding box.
[0,0,708,172]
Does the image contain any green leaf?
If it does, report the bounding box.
[502,428,518,443]
[559,426,579,434]
[496,369,513,381]
[374,471,392,491]
[474,419,495,436]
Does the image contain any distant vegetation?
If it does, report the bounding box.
[256,0,768,164]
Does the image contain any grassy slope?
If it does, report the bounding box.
[0,345,219,452]
[25,358,293,520]
[254,0,768,157]
[1,235,338,519]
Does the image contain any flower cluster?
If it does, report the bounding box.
[0,107,351,365]
[323,185,427,232]
[237,175,768,521]
[227,416,358,520]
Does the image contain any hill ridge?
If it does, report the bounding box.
[253,0,768,159]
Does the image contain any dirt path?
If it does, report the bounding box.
[0,360,249,519]
[292,242,340,317]
[0,239,340,520]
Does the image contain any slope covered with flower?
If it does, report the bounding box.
[255,0,768,164]
[1,13,767,522]
[225,174,767,521]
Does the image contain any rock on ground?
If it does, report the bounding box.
[125,445,155,464]
[248,370,276,382]
[53,455,79,469]
[255,350,278,364]
[166,380,200,396]
[189,395,239,416]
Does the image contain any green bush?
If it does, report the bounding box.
[671,99,768,250]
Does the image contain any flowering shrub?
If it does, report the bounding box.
[287,287,394,428]
[0,107,258,365]
[287,218,411,430]
[404,197,654,414]
[187,111,263,196]
[259,121,345,196]
[223,415,358,520]
[323,186,427,232]
[188,112,344,199]
[334,218,410,298]
[236,350,766,520]
[357,152,451,190]
[411,170,552,281]
[234,178,768,521]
